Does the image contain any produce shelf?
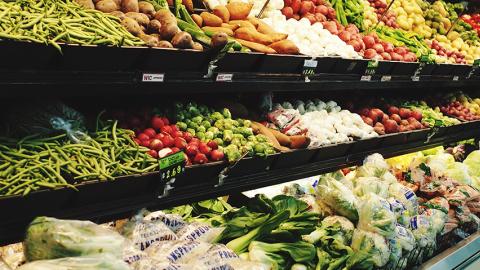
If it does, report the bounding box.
[0,122,478,246]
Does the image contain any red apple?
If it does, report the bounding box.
[174,137,187,150]
[161,135,175,148]
[384,119,399,133]
[210,149,225,161]
[143,128,156,138]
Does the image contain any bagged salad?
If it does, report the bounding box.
[357,193,396,237]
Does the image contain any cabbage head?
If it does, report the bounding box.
[316,175,358,222]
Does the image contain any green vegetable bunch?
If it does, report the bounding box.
[400,101,460,127]
[375,27,433,57]
[329,0,365,30]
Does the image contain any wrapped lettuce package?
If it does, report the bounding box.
[17,255,130,270]
[393,225,416,252]
[145,240,211,264]
[357,193,396,237]
[351,229,390,267]
[445,162,472,185]
[356,154,397,184]
[422,209,447,234]
[24,217,126,261]
[353,177,389,198]
[388,198,409,226]
[316,175,358,222]
[144,210,187,233]
[388,183,419,215]
[408,215,436,248]
[176,223,224,243]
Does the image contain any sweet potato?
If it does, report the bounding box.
[75,0,95,9]
[157,40,173,48]
[289,135,310,149]
[126,12,150,26]
[121,17,143,36]
[200,12,223,27]
[269,40,299,55]
[213,6,230,23]
[138,1,155,18]
[202,26,233,36]
[191,14,203,27]
[247,17,287,42]
[226,2,252,20]
[236,39,276,53]
[121,0,138,13]
[154,9,176,25]
[182,0,193,13]
[251,122,289,152]
[95,0,119,12]
[110,11,126,20]
[268,128,291,147]
[221,23,238,31]
[228,20,255,30]
[234,27,273,45]
[139,33,159,47]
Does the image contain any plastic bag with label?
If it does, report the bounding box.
[17,255,130,270]
[357,193,396,237]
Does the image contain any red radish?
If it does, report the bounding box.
[161,135,175,148]
[158,148,173,158]
[210,149,225,161]
[143,128,156,138]
[185,145,198,157]
[140,140,151,147]
[161,117,170,125]
[172,131,183,138]
[384,119,399,133]
[394,47,407,55]
[364,49,377,59]
[149,139,164,151]
[380,52,391,60]
[316,5,328,15]
[207,140,218,150]
[171,147,180,153]
[390,114,401,123]
[134,138,141,145]
[399,108,411,119]
[383,43,394,53]
[284,0,293,6]
[137,133,150,141]
[300,1,314,15]
[147,150,158,158]
[388,106,399,115]
[372,43,384,53]
[363,36,375,48]
[282,7,294,18]
[174,137,187,149]
[314,13,327,22]
[338,31,351,42]
[155,133,165,140]
[193,153,208,164]
[291,0,301,13]
[151,116,164,130]
[183,132,193,142]
[160,125,173,135]
[390,52,403,61]
[199,143,212,155]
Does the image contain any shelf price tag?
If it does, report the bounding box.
[302,59,318,77]
[452,75,459,81]
[159,151,186,182]
[142,73,164,82]
[361,60,378,81]
[216,73,233,82]
[411,55,432,81]
[381,75,391,82]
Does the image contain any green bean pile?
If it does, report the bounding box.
[0,122,159,197]
[0,0,144,50]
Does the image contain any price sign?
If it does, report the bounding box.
[452,75,459,81]
[159,151,186,182]
[142,73,164,82]
[361,60,378,81]
[302,59,318,76]
[381,75,391,82]
[216,73,233,82]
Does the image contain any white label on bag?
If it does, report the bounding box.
[216,73,233,82]
[142,73,165,82]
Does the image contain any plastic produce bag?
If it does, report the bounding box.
[4,101,89,143]
[408,215,436,248]
[351,229,390,267]
[176,223,224,243]
[145,240,211,264]
[421,209,447,234]
[388,183,419,215]
[388,198,409,226]
[17,255,130,270]
[353,177,389,198]
[24,217,126,261]
[316,174,358,221]
[357,193,396,237]
[144,210,187,233]
[392,225,416,252]
[445,162,472,185]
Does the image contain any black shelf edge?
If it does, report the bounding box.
[0,124,478,245]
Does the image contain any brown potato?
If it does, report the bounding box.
[236,39,276,54]
[226,2,252,20]
[112,0,121,6]
[200,12,223,27]
[160,22,180,40]
[126,12,150,26]
[192,42,204,51]
[121,17,143,36]
[148,19,162,33]
[202,26,233,36]
[191,14,203,27]
[139,33,160,47]
[182,0,194,13]
[220,23,238,31]
[234,27,272,45]
[109,11,126,20]
[171,32,194,49]
[121,0,139,12]
[211,32,228,48]
[157,40,174,48]
[154,9,177,25]
[75,0,95,9]
[268,40,299,54]
[138,1,155,18]
[95,0,119,12]
[213,6,230,23]
[228,20,255,30]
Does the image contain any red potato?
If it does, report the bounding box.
[369,108,384,122]
[160,125,173,135]
[374,122,385,135]
[174,137,187,149]
[399,108,412,119]
[300,1,314,15]
[363,36,375,49]
[380,52,391,60]
[140,140,151,147]
[194,153,208,164]
[338,31,351,42]
[362,116,374,126]
[143,128,156,138]
[390,52,403,61]
[381,114,389,123]
[372,43,384,53]
[323,21,338,34]
[303,13,316,24]
[388,106,400,116]
[185,145,198,156]
[345,24,359,34]
[364,48,377,59]
[210,149,224,161]
[148,149,158,158]
[282,7,294,18]
[183,132,193,142]
[393,47,407,55]
[384,119,399,133]
[291,0,301,13]
[137,133,149,141]
[347,40,362,52]
[161,135,175,148]
[314,13,327,22]
[315,5,328,15]
[411,110,422,121]
[390,114,401,123]
[327,7,336,20]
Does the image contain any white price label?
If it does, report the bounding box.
[142,73,164,82]
[304,59,318,68]
[360,75,371,81]
[453,75,459,81]
[216,73,233,82]
[412,76,420,81]
[381,75,391,82]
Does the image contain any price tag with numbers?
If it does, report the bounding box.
[302,59,318,76]
[159,151,186,182]
[216,73,233,82]
[142,73,164,82]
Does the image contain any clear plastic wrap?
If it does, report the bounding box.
[316,174,358,222]
[144,210,187,233]
[176,223,224,243]
[351,229,390,268]
[17,255,130,270]
[388,198,410,226]
[145,240,211,264]
[353,177,389,198]
[408,215,436,248]
[357,193,396,237]
[388,183,419,216]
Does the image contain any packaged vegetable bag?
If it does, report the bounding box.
[357,193,396,237]
[351,229,390,268]
[316,174,358,222]
[17,254,130,270]
[24,217,126,261]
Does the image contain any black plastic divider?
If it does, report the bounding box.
[225,155,276,178]
[451,64,471,77]
[433,64,454,76]
[0,40,55,69]
[447,123,465,135]
[139,48,210,72]
[375,61,395,75]
[315,57,338,73]
[380,132,408,147]
[313,142,352,161]
[390,61,419,76]
[331,58,368,74]
[431,126,449,138]
[215,52,263,72]
[173,161,225,188]
[407,129,430,142]
[257,54,308,73]
[349,137,383,153]
[271,148,317,169]
[419,64,436,76]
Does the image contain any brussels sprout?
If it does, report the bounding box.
[214,138,224,146]
[222,108,232,119]
[205,131,214,140]
[211,112,224,121]
[176,112,185,121]
[176,122,187,131]
[223,130,233,142]
[256,134,268,143]
[224,144,241,162]
[188,106,200,117]
[254,143,267,154]
[189,122,199,130]
[247,135,257,142]
[187,128,196,136]
[207,127,220,134]
[174,102,184,110]
[223,122,233,130]
[242,120,252,128]
[197,126,206,133]
[196,131,206,140]
[192,116,203,124]
[201,120,211,129]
